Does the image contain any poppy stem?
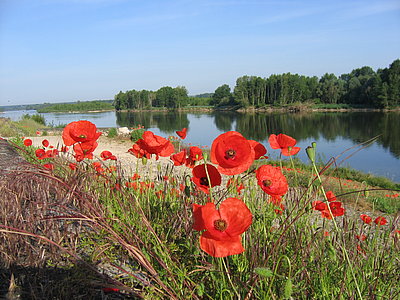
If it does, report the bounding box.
[220,257,240,298]
[311,161,363,300]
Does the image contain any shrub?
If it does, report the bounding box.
[107,128,118,138]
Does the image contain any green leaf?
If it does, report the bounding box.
[254,267,274,277]
[284,278,293,299]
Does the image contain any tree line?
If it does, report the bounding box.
[113,59,399,110]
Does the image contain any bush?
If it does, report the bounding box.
[107,128,118,138]
[22,113,46,126]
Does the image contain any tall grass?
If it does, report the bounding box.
[1,135,399,299]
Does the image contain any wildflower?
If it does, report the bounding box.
[192,198,252,257]
[42,139,49,147]
[186,146,203,167]
[268,133,300,156]
[248,140,267,160]
[35,149,47,160]
[129,131,174,160]
[360,214,372,224]
[323,202,345,219]
[73,141,98,162]
[43,163,54,170]
[357,244,366,256]
[155,190,164,199]
[374,216,387,226]
[324,231,330,237]
[171,149,187,166]
[325,191,336,202]
[211,131,255,175]
[100,150,117,161]
[68,163,77,170]
[36,131,41,136]
[131,173,140,180]
[313,201,345,219]
[312,200,327,211]
[176,128,187,139]
[192,164,222,194]
[62,120,102,146]
[256,165,288,197]
[45,149,59,158]
[23,139,32,146]
[356,234,367,241]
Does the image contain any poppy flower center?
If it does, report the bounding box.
[200,177,209,186]
[225,149,236,160]
[214,219,228,231]
[263,179,272,187]
[79,134,86,139]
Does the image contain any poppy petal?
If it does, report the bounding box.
[200,232,244,257]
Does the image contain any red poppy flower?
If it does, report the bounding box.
[128,143,149,159]
[176,128,187,139]
[171,149,187,166]
[326,191,336,202]
[42,139,49,147]
[35,149,47,160]
[73,141,98,162]
[313,200,345,219]
[248,140,267,160]
[268,134,300,156]
[192,164,222,194]
[45,149,59,158]
[210,131,255,175]
[356,234,367,241]
[24,139,32,146]
[320,202,345,219]
[374,216,387,226]
[360,214,372,224]
[256,165,288,196]
[185,146,203,168]
[62,120,102,146]
[329,202,345,217]
[131,173,140,180]
[132,131,174,160]
[43,163,54,170]
[312,200,328,211]
[100,150,117,161]
[69,163,77,170]
[60,145,69,152]
[192,198,252,257]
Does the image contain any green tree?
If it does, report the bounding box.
[212,84,232,106]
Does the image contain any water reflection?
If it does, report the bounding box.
[115,111,400,159]
[2,109,398,180]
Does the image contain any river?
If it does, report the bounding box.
[2,109,399,182]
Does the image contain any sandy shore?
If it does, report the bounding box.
[26,134,175,177]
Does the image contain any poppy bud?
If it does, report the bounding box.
[306,146,316,163]
[312,142,317,149]
[141,157,147,165]
[184,185,191,197]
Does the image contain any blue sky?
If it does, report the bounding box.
[1,0,399,105]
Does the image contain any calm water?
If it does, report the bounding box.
[2,109,400,182]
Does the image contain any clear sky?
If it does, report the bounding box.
[1,0,399,105]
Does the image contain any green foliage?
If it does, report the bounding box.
[130,128,144,142]
[107,128,118,138]
[0,118,43,137]
[231,59,399,109]
[37,100,114,113]
[22,113,46,125]
[212,84,233,106]
[5,134,400,299]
